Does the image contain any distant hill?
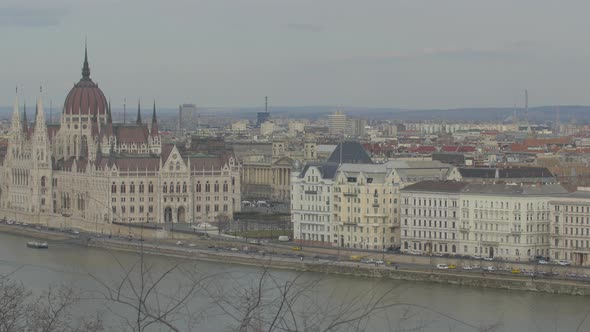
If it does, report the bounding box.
[0,105,587,124]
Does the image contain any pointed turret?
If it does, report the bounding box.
[22,103,29,135]
[107,99,112,124]
[150,100,159,137]
[82,41,91,80]
[136,99,142,125]
[11,89,22,137]
[35,92,46,128]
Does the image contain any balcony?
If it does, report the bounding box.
[304,190,317,195]
[343,192,357,197]
[481,240,499,246]
[372,203,380,207]
[459,226,470,232]
[510,229,522,235]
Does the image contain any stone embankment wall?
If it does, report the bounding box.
[87,240,590,296]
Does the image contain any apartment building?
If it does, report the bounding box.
[333,163,398,250]
[549,191,590,265]
[291,163,339,246]
[401,181,570,261]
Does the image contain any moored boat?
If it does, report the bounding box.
[26,241,49,249]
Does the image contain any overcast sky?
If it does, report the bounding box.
[2,0,590,110]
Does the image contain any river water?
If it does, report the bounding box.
[1,232,590,332]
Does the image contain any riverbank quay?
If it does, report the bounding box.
[3,223,590,296]
[85,238,590,296]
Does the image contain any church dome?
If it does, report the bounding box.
[63,46,107,116]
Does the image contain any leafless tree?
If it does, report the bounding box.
[0,276,103,332]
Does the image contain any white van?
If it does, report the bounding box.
[278,236,290,242]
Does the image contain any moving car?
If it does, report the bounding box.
[538,259,548,265]
[557,260,571,266]
[448,264,456,269]
[511,268,521,274]
[176,241,184,246]
[436,264,449,270]
[483,266,496,272]
[462,265,474,270]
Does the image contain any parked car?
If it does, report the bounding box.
[448,264,456,269]
[462,265,474,270]
[436,264,449,270]
[176,241,184,246]
[374,260,385,265]
[361,258,375,264]
[511,269,521,274]
[557,260,571,266]
[483,266,496,272]
[538,259,548,265]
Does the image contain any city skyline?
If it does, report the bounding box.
[2,1,590,109]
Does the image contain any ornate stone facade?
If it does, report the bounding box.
[0,48,240,230]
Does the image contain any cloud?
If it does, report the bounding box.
[282,23,326,32]
[0,5,70,27]
[343,45,531,64]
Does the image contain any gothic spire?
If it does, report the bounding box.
[34,91,47,136]
[150,100,159,137]
[22,102,29,134]
[11,87,21,133]
[82,41,90,80]
[107,99,112,123]
[136,99,142,125]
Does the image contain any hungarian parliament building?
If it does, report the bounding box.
[0,47,241,231]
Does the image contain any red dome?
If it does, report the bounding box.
[63,46,107,116]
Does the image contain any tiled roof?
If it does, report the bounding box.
[402,181,569,196]
[458,167,554,179]
[327,141,373,164]
[113,124,150,144]
[402,181,469,193]
[298,162,340,179]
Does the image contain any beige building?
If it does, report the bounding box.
[291,141,457,250]
[239,141,293,202]
[333,163,398,250]
[328,111,347,136]
[549,191,590,265]
[0,48,241,232]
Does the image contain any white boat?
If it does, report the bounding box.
[26,241,49,249]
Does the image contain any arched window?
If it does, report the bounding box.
[170,183,174,193]
[148,182,153,193]
[121,182,126,194]
[205,181,210,192]
[176,182,181,193]
[163,182,167,193]
[41,176,46,187]
[130,182,135,193]
[196,182,201,193]
[231,177,235,186]
[111,182,117,193]
[214,181,219,193]
[223,181,228,192]
[182,182,187,193]
[139,182,144,193]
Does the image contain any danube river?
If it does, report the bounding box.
[1,232,590,332]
